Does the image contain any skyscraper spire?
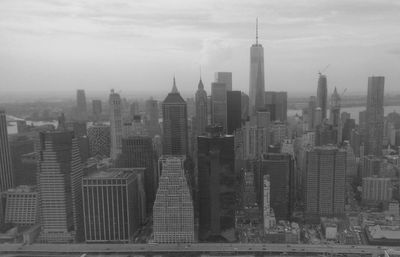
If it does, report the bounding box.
[256,17,258,45]
[172,76,178,93]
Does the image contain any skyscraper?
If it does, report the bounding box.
[153,157,194,243]
[92,99,102,120]
[249,19,265,114]
[215,72,232,91]
[120,136,156,212]
[259,153,294,220]
[211,82,227,131]
[87,124,111,157]
[227,91,242,135]
[145,98,161,137]
[37,131,83,243]
[0,110,13,193]
[308,96,316,130]
[198,126,236,241]
[76,89,87,120]
[329,87,341,143]
[366,76,385,156]
[265,91,288,122]
[317,74,328,120]
[304,146,346,220]
[109,89,123,160]
[162,77,189,156]
[195,78,208,136]
[82,168,146,243]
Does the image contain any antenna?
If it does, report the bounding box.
[199,65,202,79]
[256,17,259,45]
[318,64,330,76]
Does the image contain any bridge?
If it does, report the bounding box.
[0,243,392,256]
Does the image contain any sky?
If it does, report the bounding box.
[0,0,400,100]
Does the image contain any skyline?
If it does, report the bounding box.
[1,0,400,99]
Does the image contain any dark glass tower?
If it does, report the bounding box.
[366,76,384,156]
[197,126,236,241]
[0,110,13,192]
[317,74,328,120]
[249,19,265,114]
[162,77,189,156]
[227,91,242,134]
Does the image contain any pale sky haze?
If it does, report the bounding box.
[0,0,400,99]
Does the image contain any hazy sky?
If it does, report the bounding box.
[1,0,400,100]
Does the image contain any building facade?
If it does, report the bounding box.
[162,78,189,156]
[227,91,242,135]
[87,124,111,158]
[317,74,328,121]
[109,90,123,160]
[153,157,194,243]
[82,168,146,243]
[215,72,232,91]
[37,131,84,243]
[195,78,208,136]
[0,110,14,193]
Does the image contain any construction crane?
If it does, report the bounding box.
[318,64,330,76]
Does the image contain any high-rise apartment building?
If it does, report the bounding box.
[195,78,208,136]
[120,136,156,212]
[109,90,123,160]
[0,110,14,193]
[317,74,328,120]
[162,78,189,156]
[37,131,84,243]
[260,153,294,220]
[215,72,232,91]
[87,124,111,157]
[227,91,242,135]
[249,19,265,114]
[198,127,236,241]
[304,146,346,219]
[211,82,227,131]
[365,76,385,156]
[82,168,146,243]
[153,157,194,243]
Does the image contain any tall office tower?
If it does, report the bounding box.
[92,100,102,122]
[4,185,38,226]
[329,87,341,143]
[304,146,346,219]
[198,126,236,241]
[344,143,357,179]
[308,96,317,130]
[130,101,139,118]
[227,91,242,135]
[162,78,189,156]
[249,19,265,114]
[365,76,385,156]
[263,175,275,231]
[362,177,392,203]
[259,153,294,220]
[109,89,123,160]
[37,131,83,243]
[82,168,146,243]
[8,134,35,186]
[195,78,208,136]
[120,136,156,212]
[361,155,381,178]
[359,110,367,134]
[0,110,13,193]
[271,121,287,145]
[77,89,87,112]
[317,74,328,120]
[153,157,194,243]
[241,92,250,122]
[342,119,356,142]
[64,121,89,162]
[145,98,161,137]
[87,124,111,157]
[215,72,232,91]
[211,82,228,131]
[265,91,288,122]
